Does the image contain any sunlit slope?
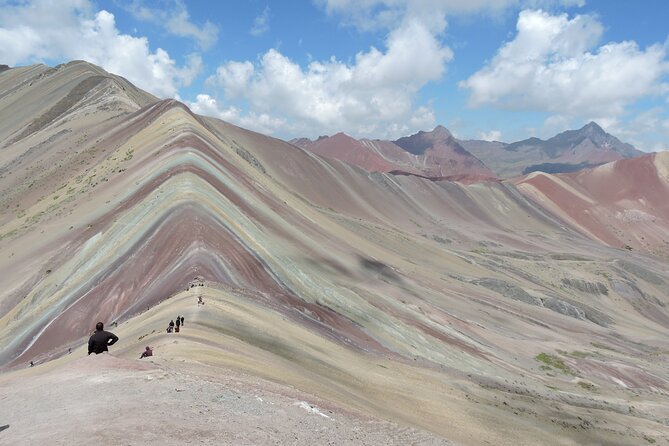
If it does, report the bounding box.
[0,61,156,228]
[1,98,576,367]
[515,152,669,255]
[1,62,669,444]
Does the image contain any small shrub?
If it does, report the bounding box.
[577,381,596,391]
[535,352,573,375]
[590,342,618,352]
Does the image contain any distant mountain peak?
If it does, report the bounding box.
[580,121,605,136]
[583,121,603,130]
[430,125,453,138]
[293,124,493,179]
[328,132,358,143]
[394,125,454,151]
[393,125,485,167]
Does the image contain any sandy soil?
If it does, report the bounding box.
[0,353,452,446]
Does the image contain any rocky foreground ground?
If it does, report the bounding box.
[0,353,452,446]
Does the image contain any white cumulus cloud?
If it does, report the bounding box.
[250,6,271,37]
[459,9,669,118]
[0,0,201,98]
[124,0,219,50]
[478,130,503,141]
[188,94,287,135]
[316,0,586,31]
[205,14,451,138]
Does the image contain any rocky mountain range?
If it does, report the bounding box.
[296,121,644,180]
[292,125,495,182]
[1,61,669,445]
[461,121,644,177]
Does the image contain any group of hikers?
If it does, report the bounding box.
[71,292,206,366]
[166,315,185,333]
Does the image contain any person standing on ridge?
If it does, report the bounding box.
[175,316,181,333]
[88,322,119,355]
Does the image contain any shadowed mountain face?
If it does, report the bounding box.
[293,126,495,181]
[2,62,669,445]
[460,122,644,178]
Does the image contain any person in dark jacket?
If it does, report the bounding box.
[140,346,153,359]
[88,322,119,355]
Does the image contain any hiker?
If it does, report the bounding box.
[140,346,153,359]
[166,325,173,333]
[180,316,184,326]
[197,296,204,306]
[29,361,34,367]
[175,316,181,332]
[88,322,119,355]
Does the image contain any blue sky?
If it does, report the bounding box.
[1,1,668,150]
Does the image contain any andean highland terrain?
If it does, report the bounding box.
[1,61,669,445]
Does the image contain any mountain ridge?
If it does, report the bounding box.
[293,126,495,180]
[2,61,669,445]
[295,121,643,179]
[461,121,643,177]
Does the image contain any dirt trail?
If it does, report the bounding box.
[0,354,453,446]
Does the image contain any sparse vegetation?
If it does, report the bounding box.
[590,342,618,352]
[535,352,573,375]
[577,381,596,391]
[431,235,451,245]
[649,350,669,356]
[643,435,656,444]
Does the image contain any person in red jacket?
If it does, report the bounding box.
[88,322,119,355]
